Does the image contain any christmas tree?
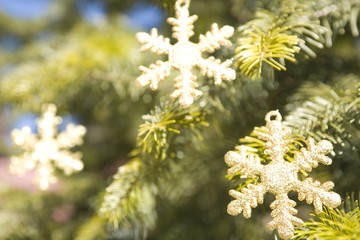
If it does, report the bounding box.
[0,0,359,239]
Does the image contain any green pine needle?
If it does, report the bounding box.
[284,75,360,150]
[236,24,300,80]
[294,193,360,240]
[99,101,208,228]
[98,158,157,229]
[137,101,208,160]
[74,215,108,240]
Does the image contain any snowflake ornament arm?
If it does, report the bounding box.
[136,61,172,90]
[57,123,86,148]
[267,194,304,240]
[293,137,333,172]
[292,137,341,213]
[11,127,37,151]
[8,154,34,176]
[54,151,84,175]
[136,0,235,108]
[198,23,234,52]
[225,146,264,177]
[225,110,341,240]
[167,0,197,42]
[296,178,340,214]
[136,29,171,55]
[198,57,236,85]
[225,146,266,218]
[228,185,267,218]
[169,68,203,107]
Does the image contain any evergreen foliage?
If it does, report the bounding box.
[234,0,360,79]
[294,193,360,240]
[99,101,208,232]
[0,0,359,239]
[284,75,360,191]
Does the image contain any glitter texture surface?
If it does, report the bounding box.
[225,110,341,240]
[136,0,235,107]
[10,104,86,190]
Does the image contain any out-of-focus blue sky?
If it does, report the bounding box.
[0,0,164,51]
[0,0,164,30]
[76,0,106,25]
[125,1,164,31]
[0,0,52,19]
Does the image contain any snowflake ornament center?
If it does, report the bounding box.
[225,110,341,240]
[261,161,297,194]
[34,140,57,161]
[169,42,200,69]
[136,0,235,108]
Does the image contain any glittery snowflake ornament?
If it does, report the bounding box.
[225,110,341,240]
[10,104,86,190]
[136,0,236,108]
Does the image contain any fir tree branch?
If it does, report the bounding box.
[235,22,300,80]
[74,215,108,240]
[98,158,157,229]
[137,100,208,161]
[235,0,360,79]
[312,0,360,46]
[294,193,360,240]
[99,101,208,228]
[284,75,360,152]
[284,75,360,190]
[235,7,325,79]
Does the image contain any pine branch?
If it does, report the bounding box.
[137,100,208,162]
[236,21,300,80]
[313,0,360,47]
[235,0,360,79]
[98,158,157,229]
[99,101,208,229]
[294,192,360,240]
[235,7,325,79]
[284,75,360,154]
[284,75,360,190]
[74,215,108,240]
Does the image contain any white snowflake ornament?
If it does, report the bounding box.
[10,103,86,190]
[225,110,341,240]
[136,0,236,107]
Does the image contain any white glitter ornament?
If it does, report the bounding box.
[136,0,236,108]
[10,103,86,190]
[225,110,341,240]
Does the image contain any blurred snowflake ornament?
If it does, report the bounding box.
[10,103,86,190]
[225,110,341,240]
[136,0,235,108]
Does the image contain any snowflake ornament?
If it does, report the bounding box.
[225,110,341,240]
[136,0,236,108]
[10,103,86,190]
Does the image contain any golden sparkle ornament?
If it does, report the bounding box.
[225,110,341,240]
[10,103,86,190]
[136,0,236,108]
